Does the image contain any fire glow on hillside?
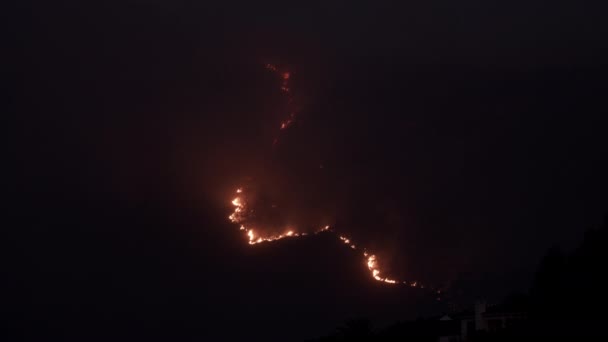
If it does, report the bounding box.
[226,63,439,294]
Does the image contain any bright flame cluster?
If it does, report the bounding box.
[230,189,329,245]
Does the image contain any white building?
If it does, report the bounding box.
[457,301,527,340]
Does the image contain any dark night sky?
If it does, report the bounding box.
[5,0,608,341]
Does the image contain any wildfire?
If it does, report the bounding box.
[229,190,329,246]
[224,63,443,295]
[227,186,443,292]
[229,187,413,286]
[264,63,297,134]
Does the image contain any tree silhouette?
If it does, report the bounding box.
[527,214,608,337]
[337,318,373,340]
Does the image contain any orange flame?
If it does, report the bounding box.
[229,187,436,289]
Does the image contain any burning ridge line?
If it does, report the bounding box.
[226,63,442,295]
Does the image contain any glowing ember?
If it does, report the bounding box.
[280,112,296,130]
[264,64,298,136]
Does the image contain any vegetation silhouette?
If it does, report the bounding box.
[308,215,608,341]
